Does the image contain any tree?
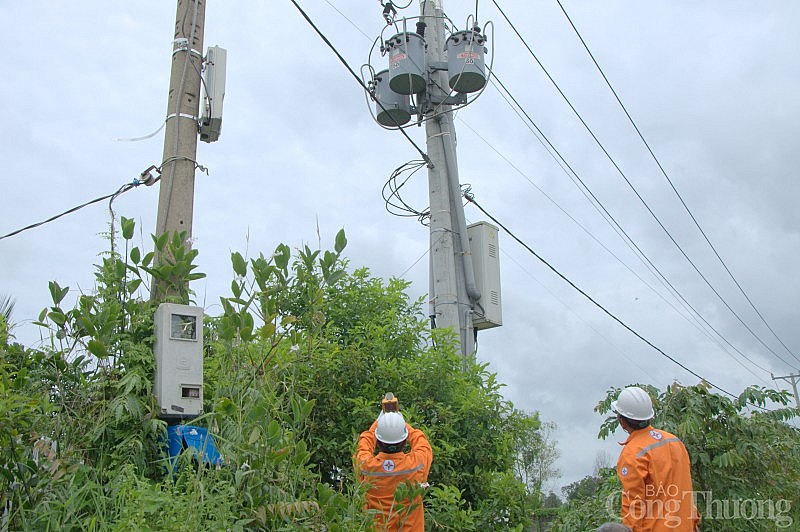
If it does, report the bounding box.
[211,231,558,529]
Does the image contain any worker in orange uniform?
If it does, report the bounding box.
[356,410,433,531]
[612,386,700,532]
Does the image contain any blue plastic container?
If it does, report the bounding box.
[165,424,222,471]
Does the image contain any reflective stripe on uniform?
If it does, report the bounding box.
[361,463,424,477]
[636,437,680,458]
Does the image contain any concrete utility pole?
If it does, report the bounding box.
[153,0,206,302]
[772,373,800,408]
[422,0,480,358]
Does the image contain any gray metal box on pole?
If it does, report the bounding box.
[154,303,204,419]
[468,222,502,329]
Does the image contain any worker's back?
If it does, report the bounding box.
[618,426,697,531]
[356,420,433,531]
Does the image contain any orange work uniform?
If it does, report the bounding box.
[356,420,433,531]
[617,425,699,531]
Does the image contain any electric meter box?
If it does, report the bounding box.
[468,222,502,329]
[153,303,204,419]
[200,45,227,143]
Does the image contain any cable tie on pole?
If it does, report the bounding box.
[171,38,202,56]
[166,113,198,122]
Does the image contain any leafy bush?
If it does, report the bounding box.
[1,221,555,529]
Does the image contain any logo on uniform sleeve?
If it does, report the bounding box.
[621,467,629,476]
[382,459,396,472]
[649,430,663,440]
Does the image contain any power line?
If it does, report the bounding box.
[553,0,800,366]
[490,0,799,371]
[458,116,771,384]
[288,0,430,165]
[464,193,741,399]
[323,0,371,40]
[487,73,781,378]
[493,236,655,379]
[0,172,159,242]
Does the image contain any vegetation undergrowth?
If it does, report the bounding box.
[0,218,555,530]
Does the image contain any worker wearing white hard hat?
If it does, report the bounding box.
[355,409,433,531]
[612,386,699,531]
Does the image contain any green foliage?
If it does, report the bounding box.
[208,230,551,528]
[1,222,557,529]
[549,468,622,531]
[562,473,602,503]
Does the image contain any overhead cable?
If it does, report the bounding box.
[459,115,771,383]
[464,193,741,399]
[288,0,430,165]
[491,0,798,371]
[0,170,159,242]
[554,0,800,366]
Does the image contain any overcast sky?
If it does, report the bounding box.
[2,1,798,492]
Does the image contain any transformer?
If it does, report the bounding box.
[386,32,427,95]
[445,30,487,94]
[374,69,412,126]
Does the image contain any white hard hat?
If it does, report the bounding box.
[612,386,654,421]
[375,412,408,444]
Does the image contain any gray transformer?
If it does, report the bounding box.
[386,32,427,95]
[374,69,412,127]
[445,30,487,93]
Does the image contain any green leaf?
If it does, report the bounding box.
[216,397,236,416]
[127,278,142,294]
[87,339,108,359]
[153,232,169,252]
[240,312,254,341]
[258,322,276,339]
[325,270,346,286]
[78,317,97,336]
[48,310,66,327]
[267,420,282,443]
[48,281,69,305]
[142,251,155,268]
[121,216,135,240]
[334,228,347,253]
[130,246,141,265]
[232,252,247,277]
[274,244,290,270]
[231,280,242,299]
[218,316,235,341]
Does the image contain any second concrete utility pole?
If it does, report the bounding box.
[772,373,800,408]
[422,0,480,358]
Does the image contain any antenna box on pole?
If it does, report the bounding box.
[200,46,227,143]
